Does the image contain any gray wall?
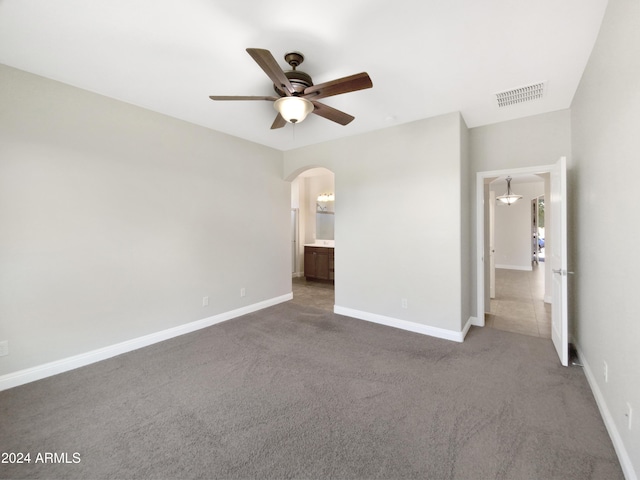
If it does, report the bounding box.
[0,65,291,375]
[470,109,572,173]
[285,113,469,333]
[570,0,640,474]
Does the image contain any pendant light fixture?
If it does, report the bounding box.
[496,176,523,206]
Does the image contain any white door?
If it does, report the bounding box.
[489,190,496,299]
[550,157,569,366]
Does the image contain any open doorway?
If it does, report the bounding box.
[484,174,551,338]
[532,195,545,264]
[477,158,569,365]
[289,167,335,312]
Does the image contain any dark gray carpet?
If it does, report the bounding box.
[0,302,623,480]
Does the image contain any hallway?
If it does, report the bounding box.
[486,264,551,338]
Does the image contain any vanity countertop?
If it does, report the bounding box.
[304,242,334,248]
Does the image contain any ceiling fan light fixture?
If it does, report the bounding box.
[274,96,314,124]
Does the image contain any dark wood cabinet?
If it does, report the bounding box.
[304,246,334,282]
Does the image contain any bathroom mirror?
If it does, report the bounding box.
[316,212,334,240]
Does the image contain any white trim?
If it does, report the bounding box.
[334,305,467,343]
[0,293,293,392]
[573,340,638,480]
[471,315,484,327]
[495,264,533,271]
[462,316,475,338]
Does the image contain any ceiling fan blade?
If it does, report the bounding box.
[209,95,277,101]
[271,113,287,130]
[311,101,355,126]
[303,72,372,100]
[246,48,294,96]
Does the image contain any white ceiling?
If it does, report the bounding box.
[0,0,608,151]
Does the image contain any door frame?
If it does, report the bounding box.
[475,163,557,326]
[489,190,496,299]
[291,208,300,276]
[531,197,539,265]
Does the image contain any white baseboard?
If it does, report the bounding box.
[573,341,637,480]
[471,315,484,327]
[333,305,467,343]
[0,293,293,392]
[462,316,476,339]
[495,264,533,271]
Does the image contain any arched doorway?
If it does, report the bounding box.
[287,166,335,311]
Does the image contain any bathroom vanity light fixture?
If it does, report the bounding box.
[496,176,522,206]
[317,192,335,202]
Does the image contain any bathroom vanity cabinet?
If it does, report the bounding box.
[304,246,334,282]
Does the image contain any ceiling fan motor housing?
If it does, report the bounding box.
[274,71,313,96]
[273,51,313,96]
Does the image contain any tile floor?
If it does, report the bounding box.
[486,264,552,338]
[291,276,335,312]
[292,265,551,339]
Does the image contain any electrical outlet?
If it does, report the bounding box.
[603,360,608,383]
[401,298,408,309]
[0,340,8,357]
[240,288,246,297]
[202,296,209,307]
[626,403,633,430]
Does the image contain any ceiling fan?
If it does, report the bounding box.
[209,48,373,129]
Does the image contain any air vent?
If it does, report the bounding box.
[496,82,545,108]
